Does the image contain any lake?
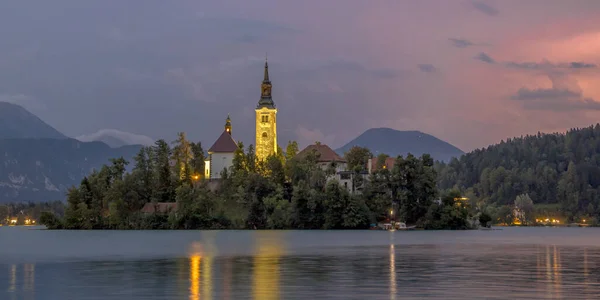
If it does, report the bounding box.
[1,227,600,299]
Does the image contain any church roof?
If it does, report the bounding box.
[208,130,238,153]
[296,143,346,163]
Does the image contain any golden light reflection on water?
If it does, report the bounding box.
[553,245,561,297]
[389,244,396,300]
[188,233,217,300]
[253,233,285,300]
[189,255,201,300]
[24,264,34,290]
[542,245,562,298]
[202,255,213,300]
[9,264,16,292]
[583,248,589,290]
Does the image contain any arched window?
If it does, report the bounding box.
[262,132,268,138]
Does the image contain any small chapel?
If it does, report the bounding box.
[204,59,278,179]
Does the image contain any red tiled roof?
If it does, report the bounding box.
[141,202,178,214]
[296,144,346,163]
[368,157,396,172]
[208,130,238,153]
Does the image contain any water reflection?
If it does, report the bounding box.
[189,255,200,300]
[8,264,15,293]
[389,244,396,300]
[4,230,600,299]
[253,232,285,300]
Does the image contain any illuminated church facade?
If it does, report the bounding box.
[204,60,278,179]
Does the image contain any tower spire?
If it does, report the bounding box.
[263,54,270,82]
[225,114,232,135]
[257,55,275,109]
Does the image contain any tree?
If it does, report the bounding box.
[285,141,299,162]
[344,146,372,172]
[190,142,205,179]
[478,211,492,228]
[172,132,194,184]
[514,193,534,225]
[231,140,245,169]
[323,180,347,229]
[49,132,474,231]
[132,147,154,203]
[375,153,390,170]
[154,139,175,202]
[40,211,63,229]
[246,144,256,173]
[496,205,514,225]
[557,161,579,221]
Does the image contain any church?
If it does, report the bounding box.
[204,59,278,179]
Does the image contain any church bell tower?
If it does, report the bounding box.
[255,57,278,161]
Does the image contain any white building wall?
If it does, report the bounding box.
[209,152,234,179]
[318,162,348,173]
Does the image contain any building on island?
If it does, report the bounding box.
[296,142,347,172]
[204,59,279,179]
[296,142,368,193]
[366,156,396,174]
[255,59,278,162]
[205,115,238,179]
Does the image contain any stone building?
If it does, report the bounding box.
[255,59,278,162]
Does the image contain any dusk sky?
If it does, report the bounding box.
[1,0,600,152]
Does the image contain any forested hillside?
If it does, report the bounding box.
[437,124,600,220]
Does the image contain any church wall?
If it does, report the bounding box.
[209,152,234,179]
[255,107,278,161]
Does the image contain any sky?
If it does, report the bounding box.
[1,0,600,152]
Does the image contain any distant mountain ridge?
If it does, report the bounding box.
[0,138,141,203]
[0,102,143,203]
[336,128,464,162]
[0,102,67,139]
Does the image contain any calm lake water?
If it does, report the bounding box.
[1,227,600,299]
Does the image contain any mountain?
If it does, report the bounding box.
[76,129,155,148]
[0,102,67,139]
[335,128,464,162]
[0,138,141,203]
[436,124,600,219]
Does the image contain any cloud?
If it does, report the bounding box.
[418,64,437,73]
[76,129,155,146]
[511,73,600,111]
[506,60,598,70]
[565,62,597,69]
[475,52,495,64]
[512,88,581,101]
[449,38,474,48]
[471,1,499,16]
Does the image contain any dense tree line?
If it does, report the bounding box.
[0,201,64,225]
[437,124,600,223]
[39,134,474,230]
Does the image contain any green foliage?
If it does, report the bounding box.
[40,211,63,229]
[478,211,492,228]
[437,124,600,222]
[50,133,467,230]
[514,193,534,225]
[420,189,472,230]
[344,146,372,172]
